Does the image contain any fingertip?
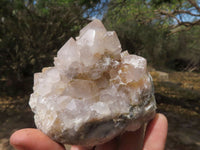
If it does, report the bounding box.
[71,145,92,150]
[10,128,65,150]
[70,146,79,150]
[152,113,168,135]
[157,113,168,126]
[147,113,168,132]
[10,129,32,149]
[10,130,18,146]
[144,113,168,150]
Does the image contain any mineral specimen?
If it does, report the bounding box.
[29,19,156,146]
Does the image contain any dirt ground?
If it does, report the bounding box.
[153,71,200,150]
[0,71,200,150]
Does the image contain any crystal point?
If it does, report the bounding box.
[29,19,156,146]
[79,19,107,38]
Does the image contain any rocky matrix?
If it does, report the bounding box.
[29,19,156,146]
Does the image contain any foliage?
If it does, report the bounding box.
[0,0,102,95]
[103,0,200,71]
[104,0,200,33]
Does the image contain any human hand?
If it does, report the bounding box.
[10,113,168,150]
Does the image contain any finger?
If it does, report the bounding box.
[95,138,118,150]
[143,113,168,150]
[10,128,65,150]
[71,145,93,150]
[117,125,145,150]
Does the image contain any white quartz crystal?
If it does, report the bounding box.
[29,19,156,146]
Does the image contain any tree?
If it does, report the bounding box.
[153,0,200,34]
[0,0,102,95]
[104,0,200,34]
[103,0,200,71]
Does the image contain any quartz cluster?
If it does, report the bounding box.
[29,19,156,146]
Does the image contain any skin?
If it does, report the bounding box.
[10,113,168,150]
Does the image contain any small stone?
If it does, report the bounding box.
[29,19,156,146]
